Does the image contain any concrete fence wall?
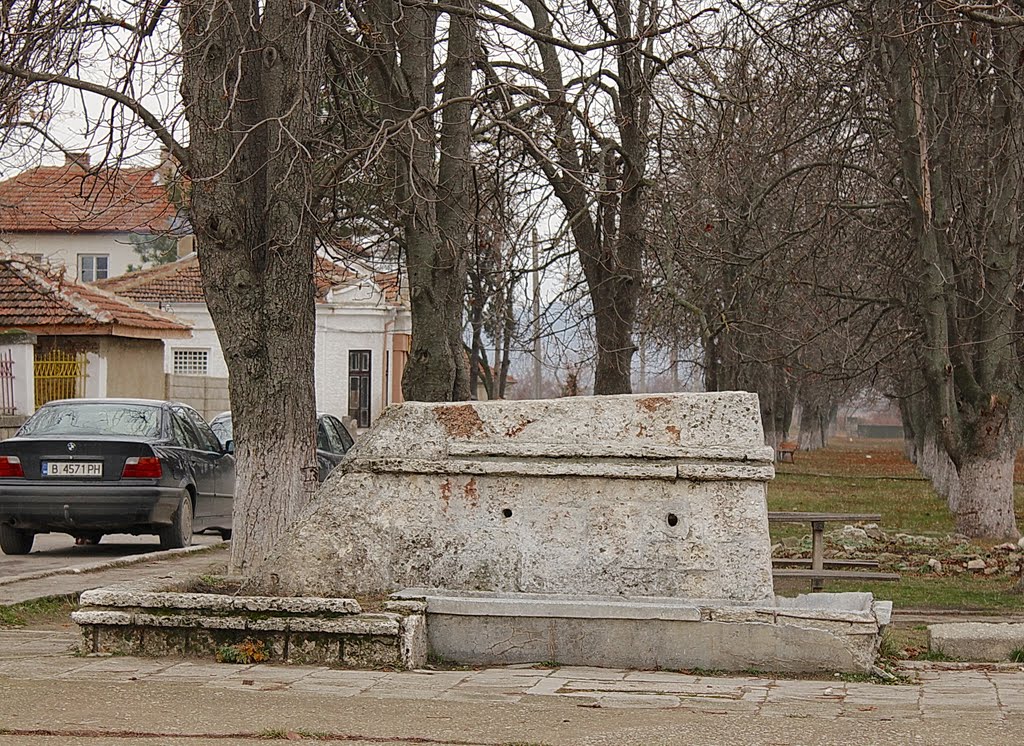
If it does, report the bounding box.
[165,374,230,419]
[0,414,28,439]
[0,331,37,417]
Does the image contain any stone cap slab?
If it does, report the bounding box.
[349,393,775,477]
[394,588,702,621]
[79,585,362,616]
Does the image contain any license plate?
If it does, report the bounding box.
[41,461,103,477]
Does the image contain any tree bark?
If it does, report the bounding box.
[180,0,327,573]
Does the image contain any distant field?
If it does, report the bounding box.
[768,438,1024,610]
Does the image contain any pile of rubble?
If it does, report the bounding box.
[772,524,1024,578]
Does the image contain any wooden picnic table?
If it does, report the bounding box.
[768,512,900,591]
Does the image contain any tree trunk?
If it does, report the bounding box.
[361,0,473,403]
[591,278,637,394]
[896,394,918,464]
[798,403,826,450]
[180,0,326,574]
[955,449,1018,539]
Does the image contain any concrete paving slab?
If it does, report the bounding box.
[588,693,682,709]
[525,676,569,695]
[622,670,703,683]
[4,625,1024,744]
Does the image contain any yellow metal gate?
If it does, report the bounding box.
[34,349,88,407]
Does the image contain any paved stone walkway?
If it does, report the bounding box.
[2,628,1023,723]
[0,544,229,605]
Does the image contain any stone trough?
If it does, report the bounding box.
[394,589,891,673]
[928,622,1024,662]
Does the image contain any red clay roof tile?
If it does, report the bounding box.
[96,253,398,307]
[0,251,191,338]
[0,162,180,234]
[96,255,205,304]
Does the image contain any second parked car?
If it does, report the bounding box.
[209,411,354,483]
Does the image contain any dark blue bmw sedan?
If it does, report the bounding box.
[0,398,234,555]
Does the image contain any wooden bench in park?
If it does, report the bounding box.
[776,440,798,463]
[768,512,901,592]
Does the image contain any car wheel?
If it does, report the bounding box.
[218,528,232,541]
[0,524,34,555]
[158,492,194,550]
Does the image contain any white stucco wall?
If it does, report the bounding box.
[158,303,229,379]
[315,308,391,422]
[0,338,35,415]
[0,232,146,279]
[155,294,410,427]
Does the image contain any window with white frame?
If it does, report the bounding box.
[78,254,109,282]
[172,349,209,376]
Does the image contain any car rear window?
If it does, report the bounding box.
[20,402,163,438]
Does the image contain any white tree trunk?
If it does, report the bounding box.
[955,451,1019,540]
[921,436,960,511]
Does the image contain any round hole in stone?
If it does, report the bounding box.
[667,513,679,527]
[502,508,513,518]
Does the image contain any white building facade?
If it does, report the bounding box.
[101,255,411,427]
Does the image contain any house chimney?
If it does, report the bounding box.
[176,234,195,259]
[64,151,90,169]
[156,146,179,185]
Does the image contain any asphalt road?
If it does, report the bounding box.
[0,530,224,579]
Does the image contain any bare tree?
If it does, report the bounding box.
[334,0,479,402]
[866,2,1023,539]
[477,0,708,394]
[0,0,335,573]
[642,5,904,449]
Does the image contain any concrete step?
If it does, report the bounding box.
[929,622,1024,662]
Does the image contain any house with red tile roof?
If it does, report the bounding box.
[97,252,411,424]
[0,153,184,282]
[0,252,191,409]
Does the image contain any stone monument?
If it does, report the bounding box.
[259,392,891,673]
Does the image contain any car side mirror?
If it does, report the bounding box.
[224,440,235,455]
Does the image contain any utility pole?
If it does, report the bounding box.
[532,229,542,399]
[671,340,679,391]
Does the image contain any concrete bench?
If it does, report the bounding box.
[768,512,900,591]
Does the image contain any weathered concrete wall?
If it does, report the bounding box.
[260,392,776,602]
[165,373,230,419]
[102,337,165,400]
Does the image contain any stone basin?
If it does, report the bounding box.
[392,589,893,673]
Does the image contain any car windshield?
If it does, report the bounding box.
[20,402,163,438]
